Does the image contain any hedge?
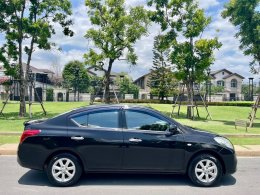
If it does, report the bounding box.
[94,99,254,107]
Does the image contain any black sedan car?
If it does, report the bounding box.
[17,104,237,187]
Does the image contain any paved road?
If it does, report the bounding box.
[1,156,260,195]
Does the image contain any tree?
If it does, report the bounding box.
[116,77,139,99]
[210,85,225,94]
[149,35,176,100]
[84,0,149,103]
[0,0,73,117]
[148,0,222,118]
[222,0,260,73]
[62,60,90,101]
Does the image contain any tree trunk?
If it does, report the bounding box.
[186,81,194,119]
[18,41,26,117]
[25,36,35,97]
[74,84,76,102]
[18,1,26,117]
[187,36,194,119]
[104,59,114,104]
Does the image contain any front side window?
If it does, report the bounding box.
[71,110,119,129]
[125,110,169,131]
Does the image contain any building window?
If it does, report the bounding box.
[217,80,225,87]
[231,79,237,88]
[222,71,225,75]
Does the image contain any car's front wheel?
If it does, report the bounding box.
[188,154,222,187]
[46,153,82,187]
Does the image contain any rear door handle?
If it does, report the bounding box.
[71,136,84,141]
[129,138,142,143]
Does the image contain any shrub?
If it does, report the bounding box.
[94,99,254,107]
[46,88,54,101]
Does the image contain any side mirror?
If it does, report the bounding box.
[167,124,178,135]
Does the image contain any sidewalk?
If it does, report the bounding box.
[1,144,260,156]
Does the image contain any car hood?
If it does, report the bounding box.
[182,125,219,138]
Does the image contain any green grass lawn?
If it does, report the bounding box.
[0,101,259,145]
[148,104,260,134]
[0,136,20,145]
[0,101,88,132]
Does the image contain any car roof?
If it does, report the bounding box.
[68,104,152,114]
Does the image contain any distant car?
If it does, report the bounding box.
[17,104,237,187]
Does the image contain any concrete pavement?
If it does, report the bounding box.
[1,156,260,195]
[1,143,260,156]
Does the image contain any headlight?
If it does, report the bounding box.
[214,137,234,150]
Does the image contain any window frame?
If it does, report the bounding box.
[231,79,237,88]
[122,108,173,133]
[69,108,122,130]
[217,80,225,87]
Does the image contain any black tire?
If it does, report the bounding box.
[46,153,82,187]
[188,154,222,187]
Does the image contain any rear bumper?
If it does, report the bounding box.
[17,143,47,171]
[219,147,237,174]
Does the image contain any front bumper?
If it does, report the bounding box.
[219,147,237,174]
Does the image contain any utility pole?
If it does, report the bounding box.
[249,77,254,101]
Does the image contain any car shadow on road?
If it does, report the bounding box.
[18,170,236,187]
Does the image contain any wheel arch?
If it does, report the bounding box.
[186,150,226,174]
[43,149,86,172]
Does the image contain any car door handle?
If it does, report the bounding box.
[129,138,142,143]
[71,136,84,141]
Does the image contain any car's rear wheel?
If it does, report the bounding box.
[46,153,82,187]
[188,154,222,187]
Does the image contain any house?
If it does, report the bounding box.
[133,72,151,99]
[0,65,9,98]
[87,67,129,98]
[210,69,244,101]
[0,63,55,101]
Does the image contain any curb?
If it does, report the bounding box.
[235,151,260,156]
[0,144,18,155]
[222,134,260,138]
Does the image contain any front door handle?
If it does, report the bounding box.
[129,138,142,143]
[71,136,84,141]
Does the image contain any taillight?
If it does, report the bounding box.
[20,130,41,143]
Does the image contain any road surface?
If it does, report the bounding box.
[1,156,260,195]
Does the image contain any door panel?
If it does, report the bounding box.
[123,130,185,170]
[122,109,185,171]
[68,128,123,170]
[67,109,123,170]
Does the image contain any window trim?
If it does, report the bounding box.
[69,109,121,130]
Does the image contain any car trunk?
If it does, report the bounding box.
[23,119,48,129]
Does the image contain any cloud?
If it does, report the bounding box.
[1,0,256,82]
[197,0,220,10]
[202,9,255,80]
[125,0,147,7]
[49,2,91,51]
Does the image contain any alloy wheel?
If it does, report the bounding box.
[194,159,218,184]
[51,158,76,183]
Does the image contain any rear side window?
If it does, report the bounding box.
[71,110,119,129]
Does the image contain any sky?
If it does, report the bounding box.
[0,0,259,82]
